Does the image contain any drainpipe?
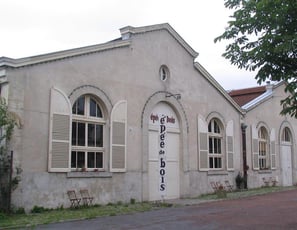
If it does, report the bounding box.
[241,123,248,189]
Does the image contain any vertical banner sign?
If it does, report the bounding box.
[159,114,167,197]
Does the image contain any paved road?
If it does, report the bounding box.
[36,189,297,230]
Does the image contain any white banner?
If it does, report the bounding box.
[159,114,167,197]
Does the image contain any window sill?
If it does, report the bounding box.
[207,170,228,176]
[67,171,112,178]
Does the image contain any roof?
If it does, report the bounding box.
[0,23,243,114]
[194,62,243,113]
[0,23,198,68]
[228,86,266,107]
[229,82,285,111]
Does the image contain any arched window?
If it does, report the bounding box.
[281,127,291,143]
[208,119,223,169]
[71,95,105,170]
[258,127,268,170]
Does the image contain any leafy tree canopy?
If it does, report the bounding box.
[0,99,15,142]
[215,0,297,117]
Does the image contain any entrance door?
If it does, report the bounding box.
[148,102,180,201]
[281,144,293,186]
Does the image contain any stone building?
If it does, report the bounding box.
[0,23,295,211]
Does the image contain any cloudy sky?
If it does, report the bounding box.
[0,0,260,90]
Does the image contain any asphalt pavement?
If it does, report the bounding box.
[34,189,297,230]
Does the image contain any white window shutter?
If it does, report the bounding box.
[48,87,72,172]
[198,115,208,171]
[110,100,127,172]
[270,128,276,169]
[226,120,234,170]
[252,124,259,170]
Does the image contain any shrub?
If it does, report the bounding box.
[130,198,136,204]
[31,206,46,213]
[235,172,244,189]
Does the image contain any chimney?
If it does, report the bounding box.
[266,81,273,92]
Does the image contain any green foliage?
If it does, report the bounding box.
[215,0,297,117]
[0,98,20,213]
[0,98,15,142]
[31,206,47,213]
[235,172,245,189]
[0,201,170,229]
[14,207,26,214]
[130,198,136,204]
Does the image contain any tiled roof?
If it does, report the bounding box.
[228,86,266,107]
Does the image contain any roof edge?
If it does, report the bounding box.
[242,81,285,111]
[194,62,244,114]
[120,23,199,58]
[0,39,131,68]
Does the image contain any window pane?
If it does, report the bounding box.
[208,122,211,132]
[209,138,213,153]
[214,120,220,133]
[209,157,213,168]
[215,157,222,168]
[90,98,103,118]
[73,96,85,115]
[77,96,85,115]
[72,122,77,145]
[283,127,291,142]
[217,139,221,154]
[87,152,95,168]
[88,124,95,147]
[77,123,85,146]
[96,104,102,117]
[96,152,103,168]
[214,138,218,153]
[96,124,103,147]
[90,98,97,117]
[77,151,85,168]
[71,151,77,168]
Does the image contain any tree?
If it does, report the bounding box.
[215,0,297,117]
[0,98,20,213]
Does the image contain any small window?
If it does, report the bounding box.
[159,65,169,82]
[282,127,291,143]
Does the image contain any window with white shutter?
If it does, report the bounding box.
[110,100,127,172]
[270,128,276,170]
[251,125,259,170]
[48,87,72,172]
[198,116,208,171]
[226,120,234,171]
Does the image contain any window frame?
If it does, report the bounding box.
[208,119,223,170]
[258,126,268,170]
[159,65,170,82]
[71,95,106,171]
[281,127,292,143]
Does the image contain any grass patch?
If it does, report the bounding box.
[0,202,169,229]
[198,186,296,201]
[1,187,295,229]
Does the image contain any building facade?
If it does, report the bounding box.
[0,23,296,211]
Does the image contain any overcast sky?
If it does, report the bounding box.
[0,0,260,90]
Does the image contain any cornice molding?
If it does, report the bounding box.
[0,39,131,68]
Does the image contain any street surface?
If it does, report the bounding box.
[36,189,297,230]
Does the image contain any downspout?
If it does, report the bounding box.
[241,123,248,189]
